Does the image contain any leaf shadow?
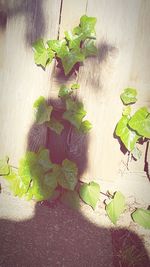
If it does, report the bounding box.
[0,0,46,46]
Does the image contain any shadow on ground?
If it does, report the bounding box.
[0,201,150,267]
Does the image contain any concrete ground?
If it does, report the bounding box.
[0,174,150,267]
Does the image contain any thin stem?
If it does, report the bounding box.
[144,140,150,181]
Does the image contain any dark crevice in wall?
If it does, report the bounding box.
[57,0,63,40]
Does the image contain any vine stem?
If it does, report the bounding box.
[144,140,150,181]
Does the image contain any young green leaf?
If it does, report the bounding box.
[120,88,137,105]
[122,106,131,116]
[47,39,69,58]
[33,96,53,124]
[115,115,140,151]
[71,83,80,90]
[106,191,126,225]
[61,49,85,75]
[65,30,82,50]
[131,208,150,229]
[32,39,54,68]
[46,117,64,135]
[79,120,92,134]
[82,39,97,58]
[57,159,78,191]
[63,99,86,129]
[128,107,150,138]
[74,15,97,40]
[18,151,38,185]
[0,156,10,175]
[79,181,100,209]
[5,169,30,197]
[58,85,72,98]
[37,148,53,171]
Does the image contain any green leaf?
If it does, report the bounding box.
[120,88,137,105]
[57,159,78,191]
[46,117,64,135]
[71,83,80,90]
[63,99,86,129]
[82,39,97,57]
[47,39,68,58]
[106,191,126,224]
[18,151,38,185]
[79,181,100,209]
[5,169,30,197]
[37,148,53,171]
[74,15,97,40]
[0,156,10,175]
[58,85,72,98]
[132,208,150,229]
[115,115,140,151]
[122,106,131,116]
[65,30,82,50]
[79,120,92,133]
[32,39,54,67]
[128,107,150,138]
[33,96,53,124]
[61,49,85,75]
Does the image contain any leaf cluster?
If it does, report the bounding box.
[34,83,92,134]
[115,88,150,159]
[32,15,97,75]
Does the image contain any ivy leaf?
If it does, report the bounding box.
[61,49,85,75]
[132,208,150,229]
[37,148,53,171]
[46,117,64,135]
[106,191,126,225]
[122,106,131,116]
[82,39,97,58]
[74,15,97,40]
[58,84,72,98]
[57,159,78,191]
[33,96,53,124]
[79,120,92,133]
[18,152,38,185]
[63,99,86,129]
[0,156,10,175]
[128,107,150,138]
[47,39,68,58]
[79,181,100,209]
[120,88,137,105]
[71,83,80,90]
[32,39,54,67]
[5,169,30,197]
[115,115,140,151]
[65,30,82,50]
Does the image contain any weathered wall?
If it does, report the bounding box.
[0,0,150,181]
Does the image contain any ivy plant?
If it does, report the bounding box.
[115,88,150,162]
[1,15,150,230]
[32,15,97,75]
[33,83,92,134]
